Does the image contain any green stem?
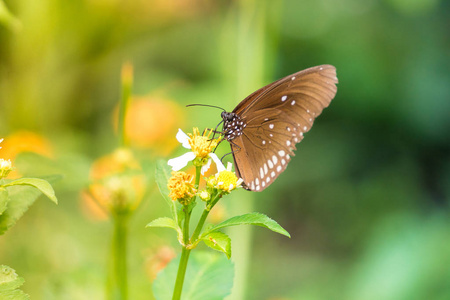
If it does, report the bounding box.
[118,63,133,148]
[172,247,191,300]
[171,166,201,300]
[190,209,209,243]
[108,212,129,300]
[191,192,223,243]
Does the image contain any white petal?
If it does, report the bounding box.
[168,152,196,171]
[201,158,212,175]
[209,153,225,172]
[226,162,233,172]
[0,138,3,149]
[176,129,191,149]
[236,178,244,186]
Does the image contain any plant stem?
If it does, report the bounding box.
[118,63,133,148]
[171,166,201,300]
[172,246,191,300]
[190,209,209,243]
[109,212,129,300]
[191,192,222,243]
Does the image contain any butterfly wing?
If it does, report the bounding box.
[231,65,338,191]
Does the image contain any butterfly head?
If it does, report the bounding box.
[221,111,246,141]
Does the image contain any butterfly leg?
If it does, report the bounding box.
[203,120,225,152]
[220,139,241,162]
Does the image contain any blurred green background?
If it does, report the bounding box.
[0,0,449,299]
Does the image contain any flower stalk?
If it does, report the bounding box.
[148,128,245,300]
[118,62,133,148]
[108,211,130,300]
[149,127,290,300]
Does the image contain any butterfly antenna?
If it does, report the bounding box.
[186,104,226,112]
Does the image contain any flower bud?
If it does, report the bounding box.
[198,190,211,202]
[0,159,13,179]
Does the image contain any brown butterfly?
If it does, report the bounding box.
[220,65,338,191]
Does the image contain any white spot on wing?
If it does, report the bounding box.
[269,124,274,129]
[286,141,291,146]
[281,95,287,102]
[271,171,275,177]
[291,100,296,105]
[277,165,282,172]
[268,160,273,168]
[278,150,285,157]
[272,155,278,164]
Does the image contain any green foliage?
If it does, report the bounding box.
[0,176,58,235]
[0,188,7,216]
[201,231,231,259]
[153,251,234,300]
[155,160,178,222]
[2,178,58,204]
[0,265,29,300]
[146,217,182,242]
[202,212,291,238]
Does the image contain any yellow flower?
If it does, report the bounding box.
[87,148,146,215]
[167,171,197,205]
[114,96,184,155]
[188,128,221,158]
[0,159,13,179]
[215,162,243,192]
[168,128,224,174]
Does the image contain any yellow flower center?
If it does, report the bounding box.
[188,128,221,158]
[216,170,239,192]
[167,171,197,204]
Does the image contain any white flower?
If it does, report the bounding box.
[215,162,244,192]
[168,129,225,174]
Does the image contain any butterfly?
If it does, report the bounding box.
[220,65,338,192]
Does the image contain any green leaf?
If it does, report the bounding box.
[146,217,182,236]
[0,265,30,300]
[155,160,178,222]
[153,251,234,300]
[0,188,8,216]
[0,182,54,235]
[202,231,232,259]
[155,160,173,205]
[204,212,290,238]
[2,178,58,204]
